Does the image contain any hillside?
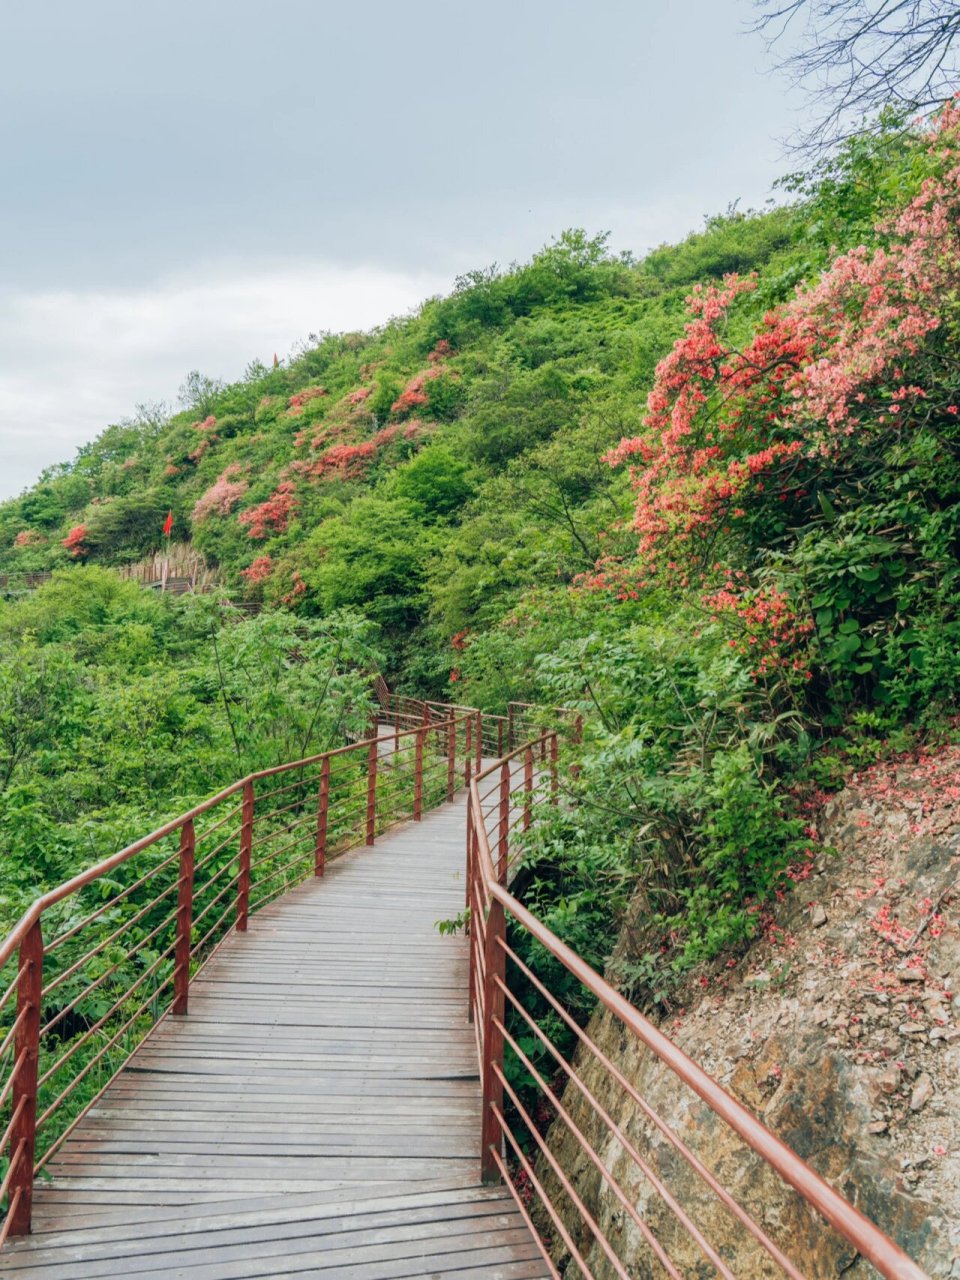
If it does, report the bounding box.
[1,106,959,1003]
[0,205,859,680]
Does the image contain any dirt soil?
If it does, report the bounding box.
[662,743,960,1273]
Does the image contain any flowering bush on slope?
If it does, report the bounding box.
[238,483,298,539]
[240,554,274,585]
[62,525,90,558]
[290,424,419,483]
[391,366,447,417]
[603,102,960,709]
[609,105,960,572]
[287,386,328,415]
[192,465,249,523]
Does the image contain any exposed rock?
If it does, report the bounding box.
[911,1073,935,1112]
[537,746,960,1276]
[878,1065,901,1096]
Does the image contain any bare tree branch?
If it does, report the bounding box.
[753,1,960,152]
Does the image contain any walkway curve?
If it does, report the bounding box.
[0,791,549,1279]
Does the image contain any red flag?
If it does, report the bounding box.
[162,510,174,537]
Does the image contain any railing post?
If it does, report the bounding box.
[465,715,473,787]
[315,757,330,876]
[498,761,510,883]
[414,727,424,821]
[237,780,253,930]
[447,718,456,802]
[475,711,482,772]
[8,918,42,1236]
[497,718,504,757]
[366,736,378,846]
[571,714,584,780]
[507,704,515,751]
[466,812,476,1022]
[480,898,506,1184]
[550,733,559,806]
[172,820,195,1016]
[523,747,533,832]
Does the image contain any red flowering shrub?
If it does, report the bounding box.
[240,555,274,584]
[13,530,42,548]
[287,386,328,415]
[238,483,298,538]
[702,579,814,681]
[192,465,249,523]
[192,415,217,432]
[281,570,307,605]
[63,525,90,558]
[188,435,218,463]
[346,386,372,405]
[307,425,407,481]
[391,376,429,416]
[601,102,960,708]
[314,441,377,479]
[391,367,442,417]
[373,425,400,448]
[428,338,452,363]
[609,105,960,581]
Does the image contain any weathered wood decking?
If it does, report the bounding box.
[1,791,548,1278]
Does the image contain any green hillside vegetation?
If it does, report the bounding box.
[2,111,958,1012]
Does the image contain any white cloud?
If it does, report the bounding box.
[0,261,449,500]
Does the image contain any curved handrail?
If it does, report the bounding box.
[0,688,930,1276]
[466,734,928,1280]
[0,688,475,1244]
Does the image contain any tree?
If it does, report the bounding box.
[133,400,171,435]
[178,369,226,416]
[755,0,960,151]
[387,447,474,522]
[83,489,177,557]
[301,497,438,640]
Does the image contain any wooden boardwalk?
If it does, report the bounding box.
[1,792,548,1278]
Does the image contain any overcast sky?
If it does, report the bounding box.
[0,0,807,499]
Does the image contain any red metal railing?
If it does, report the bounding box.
[0,680,930,1275]
[467,734,928,1280]
[0,692,475,1243]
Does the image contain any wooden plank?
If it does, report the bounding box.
[2,794,547,1277]
[1,1199,528,1274]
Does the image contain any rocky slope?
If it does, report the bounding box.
[541,745,960,1276]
